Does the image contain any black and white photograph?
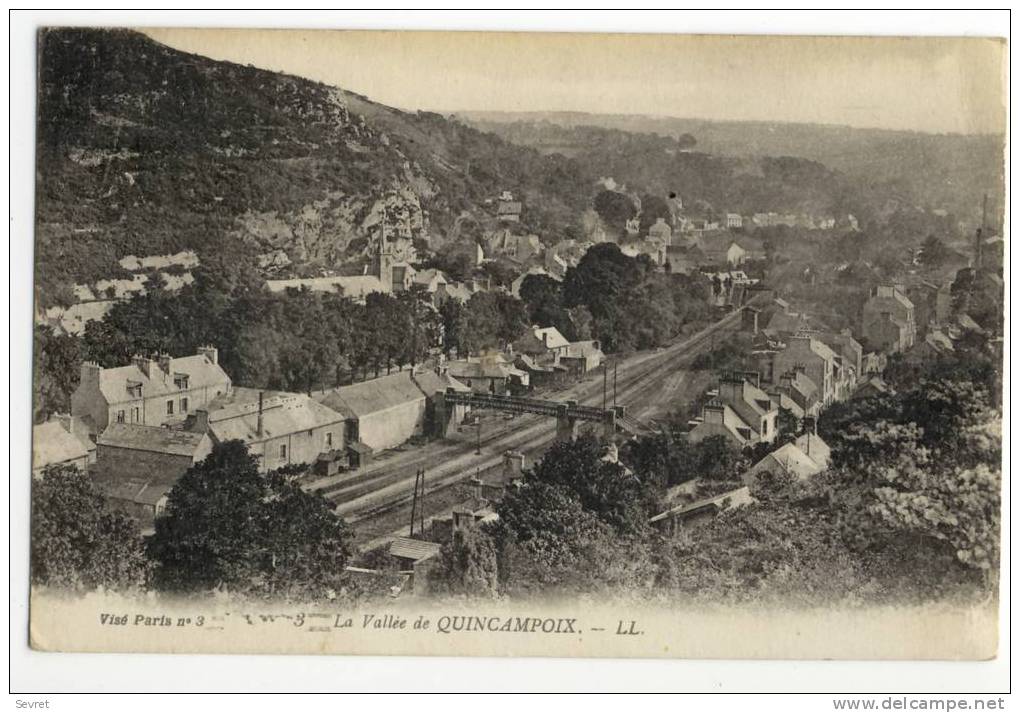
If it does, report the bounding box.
[14,10,1009,692]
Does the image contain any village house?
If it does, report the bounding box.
[92,423,214,530]
[71,346,232,437]
[771,336,842,407]
[688,372,778,448]
[905,328,956,364]
[315,373,424,455]
[765,368,820,419]
[32,416,95,478]
[725,213,743,229]
[410,268,450,298]
[496,198,522,223]
[265,274,388,302]
[647,217,672,244]
[446,358,517,395]
[194,388,347,474]
[742,432,831,489]
[853,375,895,400]
[484,229,541,264]
[559,340,605,377]
[513,325,572,363]
[861,285,916,354]
[904,278,953,336]
[649,486,754,533]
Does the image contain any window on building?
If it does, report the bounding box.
[180,397,189,413]
[325,432,333,448]
[173,374,190,390]
[166,400,174,416]
[132,407,140,423]
[116,410,125,423]
[279,444,287,460]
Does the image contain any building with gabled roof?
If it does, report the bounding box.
[649,485,754,533]
[195,388,346,473]
[265,274,387,302]
[772,336,842,407]
[560,340,605,376]
[766,368,820,418]
[688,372,778,448]
[742,436,830,490]
[32,418,94,478]
[71,347,231,437]
[92,423,214,529]
[862,284,916,354]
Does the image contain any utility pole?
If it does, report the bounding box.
[613,361,618,409]
[476,417,482,455]
[409,469,419,537]
[595,365,603,410]
[418,469,425,536]
[409,468,425,537]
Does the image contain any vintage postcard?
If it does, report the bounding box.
[29,27,1006,660]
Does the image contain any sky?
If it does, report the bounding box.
[141,28,1006,135]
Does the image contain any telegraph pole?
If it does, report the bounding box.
[613,361,618,409]
[476,417,482,455]
[409,469,419,537]
[418,469,425,536]
[595,365,603,410]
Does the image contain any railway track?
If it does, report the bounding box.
[326,310,742,527]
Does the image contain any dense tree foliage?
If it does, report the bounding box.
[31,466,149,591]
[147,441,354,600]
[563,243,711,352]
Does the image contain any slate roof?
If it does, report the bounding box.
[98,423,209,456]
[32,421,90,471]
[389,537,442,563]
[209,391,345,445]
[94,353,231,406]
[446,360,512,380]
[95,475,175,507]
[754,443,825,481]
[410,369,471,396]
[532,326,570,350]
[317,372,426,420]
[496,201,522,217]
[649,486,754,524]
[793,433,831,468]
[265,275,386,300]
[563,340,605,360]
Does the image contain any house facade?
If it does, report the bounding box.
[71,347,232,437]
[199,389,347,473]
[861,285,916,354]
[771,336,841,407]
[93,423,214,528]
[688,373,778,448]
[32,418,94,478]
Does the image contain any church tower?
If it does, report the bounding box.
[374,224,395,292]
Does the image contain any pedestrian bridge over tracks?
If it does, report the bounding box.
[434,389,654,442]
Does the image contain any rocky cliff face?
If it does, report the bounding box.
[35,28,589,306]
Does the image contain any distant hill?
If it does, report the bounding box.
[34,29,593,307]
[459,111,1005,229]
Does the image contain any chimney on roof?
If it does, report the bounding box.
[192,409,210,434]
[158,353,172,375]
[132,354,156,379]
[80,361,102,386]
[197,345,218,365]
[257,391,264,437]
[55,413,74,435]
